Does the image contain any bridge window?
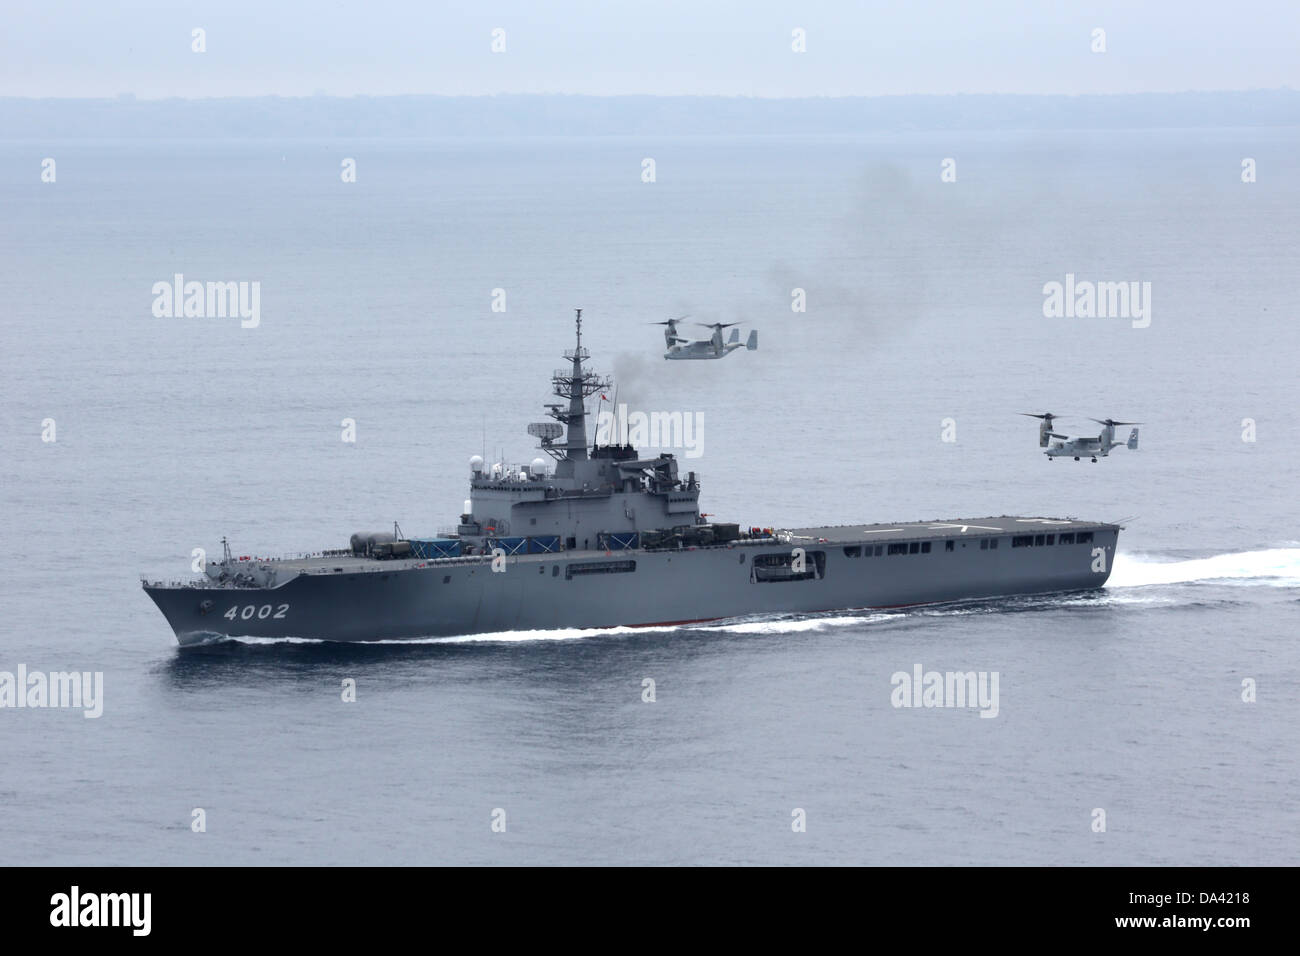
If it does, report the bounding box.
[909,542,920,554]
[1034,534,1045,546]
[1012,535,1033,548]
[1077,531,1094,544]
[921,541,931,553]
[843,545,862,557]
[887,543,908,556]
[990,538,998,549]
[1059,532,1075,544]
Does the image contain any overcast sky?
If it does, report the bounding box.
[3,0,1297,99]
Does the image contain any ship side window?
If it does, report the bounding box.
[1059,532,1075,544]
[566,560,636,580]
[1012,535,1033,548]
[874,545,883,556]
[552,565,559,576]
[443,575,451,584]
[1077,531,1094,544]
[1034,534,1045,546]
[1046,534,1055,545]
[921,541,931,553]
[980,539,988,550]
[945,540,954,552]
[887,543,908,556]
[990,538,998,549]
[843,545,862,558]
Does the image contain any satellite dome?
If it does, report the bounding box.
[469,455,484,473]
[531,458,547,476]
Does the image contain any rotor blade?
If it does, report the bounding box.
[1019,412,1057,420]
[695,322,739,329]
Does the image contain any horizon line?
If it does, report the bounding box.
[3,88,1298,104]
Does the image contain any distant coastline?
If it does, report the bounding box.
[3,90,1299,140]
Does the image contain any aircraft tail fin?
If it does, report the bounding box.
[1127,428,1139,450]
[727,328,740,344]
[746,330,758,351]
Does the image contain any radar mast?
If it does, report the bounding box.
[547,308,611,474]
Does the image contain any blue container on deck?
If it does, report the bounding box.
[487,536,528,555]
[606,532,639,551]
[409,538,461,559]
[527,535,561,554]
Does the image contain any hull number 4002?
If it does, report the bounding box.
[223,603,289,621]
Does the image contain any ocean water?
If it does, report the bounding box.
[1,128,1298,865]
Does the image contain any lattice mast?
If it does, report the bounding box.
[545,309,611,468]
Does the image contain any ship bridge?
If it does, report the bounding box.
[460,310,700,549]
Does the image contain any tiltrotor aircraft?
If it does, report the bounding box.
[651,317,757,360]
[1021,413,1141,462]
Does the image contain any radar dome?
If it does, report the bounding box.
[469,455,484,473]
[531,458,547,476]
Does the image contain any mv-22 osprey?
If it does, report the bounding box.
[1021,413,1141,462]
[651,317,758,360]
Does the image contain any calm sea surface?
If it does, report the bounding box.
[1,129,1297,864]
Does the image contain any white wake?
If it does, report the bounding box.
[1108,548,1300,589]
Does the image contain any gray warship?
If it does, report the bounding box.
[143,311,1120,645]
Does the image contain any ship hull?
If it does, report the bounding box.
[144,522,1120,645]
